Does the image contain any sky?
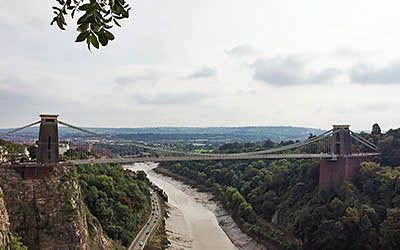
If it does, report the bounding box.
[0,0,400,130]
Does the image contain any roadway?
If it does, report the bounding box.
[128,189,163,250]
[70,153,380,165]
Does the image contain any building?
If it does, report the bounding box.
[0,146,8,163]
[59,142,70,156]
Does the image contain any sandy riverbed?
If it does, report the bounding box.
[124,163,266,250]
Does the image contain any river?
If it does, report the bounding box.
[124,163,264,250]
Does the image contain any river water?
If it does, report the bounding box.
[124,162,239,250]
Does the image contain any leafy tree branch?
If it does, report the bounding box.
[51,0,131,50]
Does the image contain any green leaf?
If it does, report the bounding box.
[90,35,100,49]
[77,23,89,32]
[113,19,121,27]
[98,32,108,46]
[50,17,57,25]
[104,30,115,40]
[90,23,101,32]
[86,37,91,51]
[78,4,91,11]
[114,15,124,20]
[103,23,113,29]
[56,17,66,30]
[75,31,90,42]
[77,13,90,25]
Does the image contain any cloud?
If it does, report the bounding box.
[227,44,258,57]
[251,56,341,86]
[335,48,361,58]
[0,78,75,119]
[350,61,400,84]
[334,48,381,59]
[115,69,162,85]
[187,67,217,79]
[132,92,209,105]
[0,76,27,89]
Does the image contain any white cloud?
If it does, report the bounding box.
[350,61,400,84]
[187,67,217,79]
[251,56,342,86]
[227,44,258,57]
[115,68,162,85]
[132,92,210,105]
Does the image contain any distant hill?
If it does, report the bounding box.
[0,126,324,143]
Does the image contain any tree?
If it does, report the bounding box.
[51,0,132,50]
[136,170,147,182]
[378,136,400,167]
[380,208,400,250]
[372,123,382,136]
[27,145,37,160]
[263,139,274,149]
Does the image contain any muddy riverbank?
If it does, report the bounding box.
[124,163,265,250]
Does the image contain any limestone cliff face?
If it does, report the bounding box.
[0,165,113,250]
[0,187,10,248]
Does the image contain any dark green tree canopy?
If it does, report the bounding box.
[51,0,131,50]
[372,123,382,135]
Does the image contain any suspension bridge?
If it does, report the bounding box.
[0,114,380,187]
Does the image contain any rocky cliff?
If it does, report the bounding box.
[0,186,10,248]
[0,165,114,250]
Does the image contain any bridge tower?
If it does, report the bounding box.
[330,125,352,155]
[37,114,59,164]
[319,125,364,189]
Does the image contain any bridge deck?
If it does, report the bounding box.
[70,153,380,165]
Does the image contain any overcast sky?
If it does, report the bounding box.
[1,0,400,130]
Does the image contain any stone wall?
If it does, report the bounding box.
[319,156,367,189]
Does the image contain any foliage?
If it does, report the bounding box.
[26,145,37,160]
[380,207,400,250]
[9,233,28,250]
[161,124,400,250]
[0,140,29,162]
[62,148,97,160]
[377,129,400,167]
[76,164,150,246]
[51,0,131,50]
[372,123,382,136]
[358,125,400,166]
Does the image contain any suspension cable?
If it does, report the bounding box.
[58,120,196,155]
[58,120,100,136]
[350,134,378,151]
[0,120,41,137]
[350,131,378,150]
[56,121,339,157]
[233,129,336,156]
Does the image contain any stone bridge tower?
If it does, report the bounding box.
[319,125,364,189]
[37,115,59,164]
[330,125,352,156]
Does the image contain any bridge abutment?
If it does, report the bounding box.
[319,157,364,189]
